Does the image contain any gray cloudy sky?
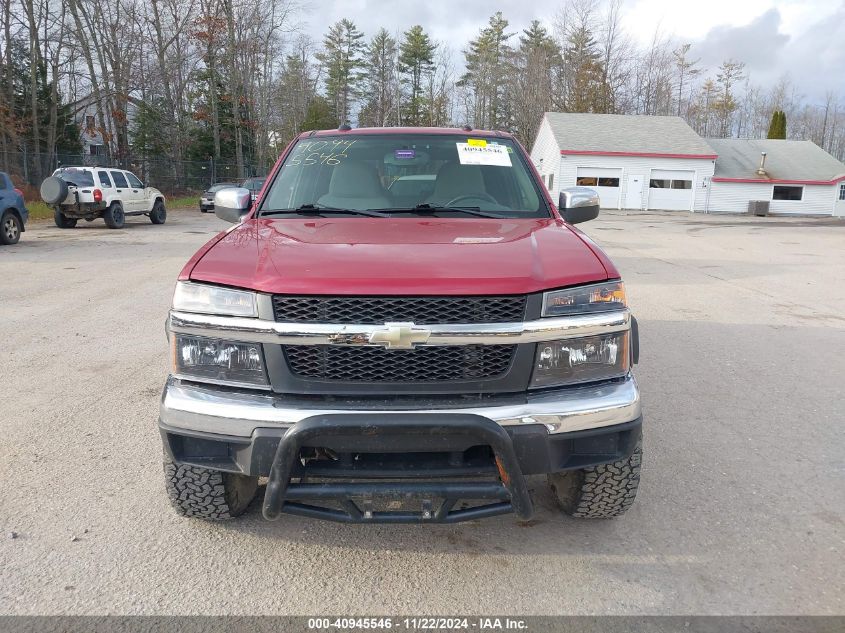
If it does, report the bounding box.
[301,0,845,102]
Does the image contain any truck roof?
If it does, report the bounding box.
[55,166,125,172]
[300,127,515,139]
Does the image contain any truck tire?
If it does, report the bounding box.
[54,209,77,229]
[40,176,68,204]
[149,200,166,224]
[103,202,125,229]
[163,458,258,520]
[547,430,642,518]
[1,211,22,245]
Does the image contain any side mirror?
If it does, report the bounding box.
[215,187,252,223]
[559,187,600,224]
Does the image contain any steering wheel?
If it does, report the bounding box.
[445,193,498,206]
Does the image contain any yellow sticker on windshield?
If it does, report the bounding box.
[467,138,487,147]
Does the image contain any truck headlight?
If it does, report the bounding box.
[172,334,269,388]
[542,281,626,317]
[172,281,257,317]
[530,332,629,388]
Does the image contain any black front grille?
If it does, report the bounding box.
[272,295,526,324]
[284,345,516,382]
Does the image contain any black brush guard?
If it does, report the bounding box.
[262,414,534,524]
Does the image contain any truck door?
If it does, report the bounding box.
[109,171,131,210]
[124,172,146,212]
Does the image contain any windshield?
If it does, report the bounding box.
[259,134,547,218]
[242,178,265,191]
[54,168,94,187]
[208,183,236,193]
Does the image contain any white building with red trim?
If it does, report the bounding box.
[706,138,845,217]
[531,112,718,212]
[531,112,845,216]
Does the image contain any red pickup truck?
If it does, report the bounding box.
[160,127,642,524]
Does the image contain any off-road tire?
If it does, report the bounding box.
[150,200,166,224]
[103,202,125,229]
[163,458,258,520]
[54,209,77,229]
[548,430,642,518]
[1,211,22,245]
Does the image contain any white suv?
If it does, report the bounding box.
[40,166,167,229]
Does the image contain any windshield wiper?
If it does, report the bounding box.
[262,204,388,218]
[378,204,504,219]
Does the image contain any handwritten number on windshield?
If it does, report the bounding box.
[288,139,357,166]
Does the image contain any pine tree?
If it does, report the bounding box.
[460,12,514,129]
[767,110,787,139]
[767,110,779,138]
[4,36,80,167]
[277,43,321,143]
[132,100,169,158]
[714,59,745,136]
[507,20,560,143]
[317,19,365,125]
[360,28,398,127]
[398,25,436,126]
[673,44,700,118]
[302,95,338,131]
[563,21,605,113]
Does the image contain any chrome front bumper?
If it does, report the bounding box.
[168,309,631,346]
[160,375,641,438]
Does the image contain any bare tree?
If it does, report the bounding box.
[7,0,845,189]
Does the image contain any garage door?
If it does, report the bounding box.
[648,169,694,210]
[576,167,621,209]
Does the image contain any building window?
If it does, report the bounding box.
[548,173,554,190]
[772,185,803,201]
[651,178,691,189]
[90,144,105,156]
[86,115,95,129]
[578,176,619,187]
[839,184,845,201]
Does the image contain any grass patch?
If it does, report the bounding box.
[26,201,55,221]
[23,192,200,222]
[166,195,201,209]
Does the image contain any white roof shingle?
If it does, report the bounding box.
[707,138,845,182]
[542,112,716,157]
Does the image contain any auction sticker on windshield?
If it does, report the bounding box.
[456,142,512,167]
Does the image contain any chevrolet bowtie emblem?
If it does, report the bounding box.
[369,322,431,349]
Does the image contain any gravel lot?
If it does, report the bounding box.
[0,209,843,615]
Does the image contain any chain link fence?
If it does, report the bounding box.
[0,149,270,197]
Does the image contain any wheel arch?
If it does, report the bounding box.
[3,207,25,232]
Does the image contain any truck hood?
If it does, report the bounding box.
[188,217,610,295]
